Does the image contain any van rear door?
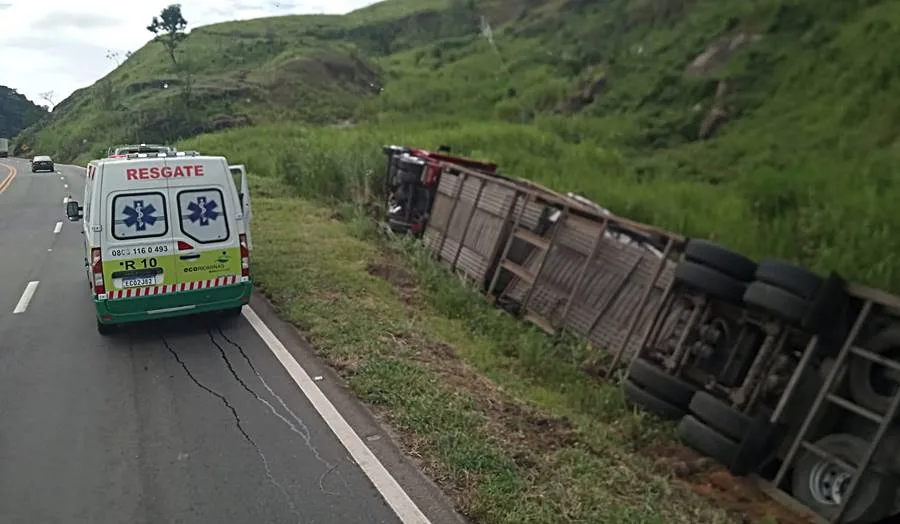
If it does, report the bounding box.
[101,158,177,300]
[229,164,252,249]
[169,157,243,292]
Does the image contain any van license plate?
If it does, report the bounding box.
[122,277,155,288]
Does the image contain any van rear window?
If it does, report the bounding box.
[177,188,230,244]
[111,192,169,240]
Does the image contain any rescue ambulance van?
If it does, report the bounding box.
[66,151,253,334]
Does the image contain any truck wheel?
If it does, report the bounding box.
[684,239,757,282]
[627,358,698,409]
[849,326,900,414]
[755,259,824,300]
[622,379,684,420]
[792,433,897,523]
[677,415,739,468]
[743,281,809,326]
[688,391,753,441]
[674,261,747,304]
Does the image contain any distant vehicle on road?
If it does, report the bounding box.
[0,138,8,158]
[65,151,254,334]
[31,155,54,172]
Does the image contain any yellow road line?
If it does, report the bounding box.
[0,163,16,194]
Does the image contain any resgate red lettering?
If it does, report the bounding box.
[126,164,206,180]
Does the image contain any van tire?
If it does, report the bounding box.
[222,306,243,318]
[97,320,115,335]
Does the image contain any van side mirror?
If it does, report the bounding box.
[66,200,83,221]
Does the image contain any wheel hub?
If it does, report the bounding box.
[809,460,852,506]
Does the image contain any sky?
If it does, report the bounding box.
[0,0,379,108]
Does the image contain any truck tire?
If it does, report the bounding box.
[792,434,897,523]
[688,391,753,441]
[743,281,809,326]
[622,379,684,420]
[627,358,698,409]
[674,261,746,304]
[849,326,900,414]
[755,259,824,300]
[684,239,757,282]
[677,415,739,468]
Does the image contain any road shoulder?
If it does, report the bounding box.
[248,287,467,524]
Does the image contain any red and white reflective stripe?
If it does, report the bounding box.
[106,275,239,300]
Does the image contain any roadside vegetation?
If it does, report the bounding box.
[0,86,46,138]
[241,174,802,523]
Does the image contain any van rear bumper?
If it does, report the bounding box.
[95,282,252,324]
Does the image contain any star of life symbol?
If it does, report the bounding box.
[187,196,220,226]
[122,200,158,231]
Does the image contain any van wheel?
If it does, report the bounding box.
[222,306,243,318]
[97,320,115,335]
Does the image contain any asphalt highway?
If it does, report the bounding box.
[0,158,461,524]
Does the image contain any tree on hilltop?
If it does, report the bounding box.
[147,4,189,66]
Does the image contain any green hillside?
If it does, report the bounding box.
[22,0,900,290]
[0,86,46,139]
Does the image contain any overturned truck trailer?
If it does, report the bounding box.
[415,158,900,524]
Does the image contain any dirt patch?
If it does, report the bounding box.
[647,442,815,524]
[366,260,419,305]
[414,339,579,469]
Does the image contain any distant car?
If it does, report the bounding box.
[31,155,54,173]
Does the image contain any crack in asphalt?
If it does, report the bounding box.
[161,335,302,522]
[212,326,347,495]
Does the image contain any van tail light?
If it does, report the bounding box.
[91,248,106,295]
[239,233,250,279]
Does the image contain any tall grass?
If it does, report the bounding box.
[180,114,900,293]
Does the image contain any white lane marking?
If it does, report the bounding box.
[242,307,432,524]
[60,176,64,180]
[53,221,62,234]
[13,281,40,314]
[64,184,68,189]
[63,196,69,204]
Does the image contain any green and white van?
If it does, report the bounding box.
[66,151,253,334]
